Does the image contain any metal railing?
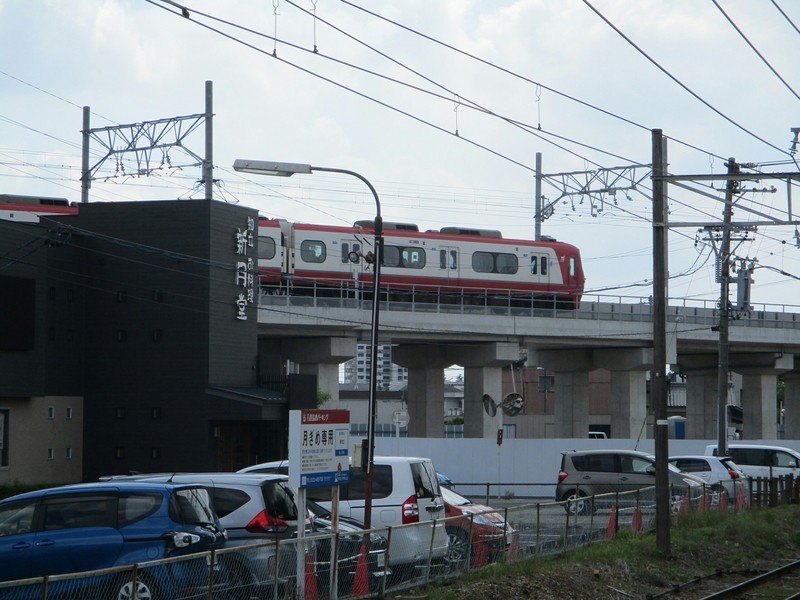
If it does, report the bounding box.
[1,477,794,600]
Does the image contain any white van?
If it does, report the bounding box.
[705,444,800,480]
[238,456,448,570]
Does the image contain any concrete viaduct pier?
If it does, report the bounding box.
[258,294,800,440]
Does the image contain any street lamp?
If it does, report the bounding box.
[233,158,383,530]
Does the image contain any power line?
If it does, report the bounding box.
[712,0,800,102]
[582,0,790,156]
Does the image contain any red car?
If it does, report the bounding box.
[442,487,514,567]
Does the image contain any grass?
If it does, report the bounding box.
[407,504,800,599]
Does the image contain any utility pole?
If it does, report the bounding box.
[715,159,739,456]
[534,152,543,241]
[651,129,670,555]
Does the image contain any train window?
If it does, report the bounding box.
[449,250,457,270]
[530,256,538,275]
[383,245,401,267]
[473,251,518,275]
[569,257,576,277]
[541,256,548,275]
[472,252,494,273]
[258,236,276,260]
[496,253,518,275]
[402,248,425,269]
[383,245,425,269]
[300,240,326,263]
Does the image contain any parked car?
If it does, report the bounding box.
[437,471,455,489]
[556,449,705,514]
[239,455,448,576]
[306,498,389,594]
[669,455,748,503]
[705,444,800,480]
[103,472,301,596]
[441,487,513,567]
[0,481,228,599]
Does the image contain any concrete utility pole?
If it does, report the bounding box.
[651,129,670,555]
[715,159,739,456]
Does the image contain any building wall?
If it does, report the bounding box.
[0,396,83,485]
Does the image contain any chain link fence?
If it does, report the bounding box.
[2,476,795,600]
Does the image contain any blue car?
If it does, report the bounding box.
[0,481,228,599]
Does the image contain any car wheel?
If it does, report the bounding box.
[562,490,590,515]
[113,573,158,600]
[445,527,469,570]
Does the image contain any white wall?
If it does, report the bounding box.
[374,437,800,500]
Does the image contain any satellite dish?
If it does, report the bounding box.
[482,394,497,417]
[501,392,524,417]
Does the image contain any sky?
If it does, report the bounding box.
[2,0,799,309]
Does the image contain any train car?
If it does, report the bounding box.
[256,217,285,285]
[257,219,585,308]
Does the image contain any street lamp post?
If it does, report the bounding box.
[232,159,383,529]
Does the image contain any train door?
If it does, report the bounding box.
[341,238,365,295]
[438,246,459,287]
[530,253,551,289]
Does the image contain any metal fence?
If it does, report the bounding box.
[1,477,794,600]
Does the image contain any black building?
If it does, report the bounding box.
[0,196,311,484]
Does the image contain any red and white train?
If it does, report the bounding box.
[258,219,585,308]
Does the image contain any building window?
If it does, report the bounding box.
[66,447,73,460]
[152,290,164,303]
[116,407,125,419]
[117,290,127,303]
[152,329,163,342]
[66,407,73,420]
[47,448,54,460]
[48,287,57,301]
[115,447,125,459]
[151,447,162,459]
[0,409,8,467]
[116,330,127,342]
[47,407,55,419]
[151,407,162,420]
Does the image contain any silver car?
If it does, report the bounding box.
[556,449,705,514]
[670,454,748,505]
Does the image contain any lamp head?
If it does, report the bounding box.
[232,159,313,177]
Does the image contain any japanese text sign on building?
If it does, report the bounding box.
[288,409,350,489]
[234,216,255,321]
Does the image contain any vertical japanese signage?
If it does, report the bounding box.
[234,216,255,321]
[288,409,350,489]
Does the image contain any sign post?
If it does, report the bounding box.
[288,409,350,597]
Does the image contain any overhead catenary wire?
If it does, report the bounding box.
[711,0,800,102]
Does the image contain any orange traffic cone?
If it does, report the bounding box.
[631,499,643,533]
[719,488,729,512]
[605,505,617,539]
[351,543,370,597]
[472,537,488,568]
[304,551,319,600]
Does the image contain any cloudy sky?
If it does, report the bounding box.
[2,0,799,308]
